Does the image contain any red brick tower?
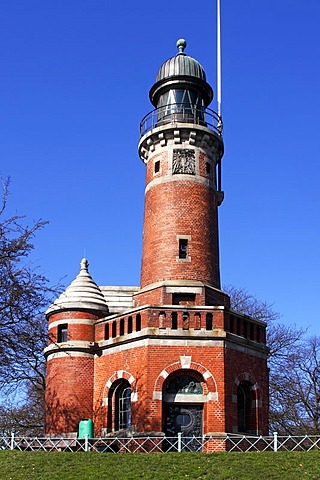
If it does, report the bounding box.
[45,40,269,447]
[135,38,227,309]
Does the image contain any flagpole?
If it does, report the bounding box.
[216,0,222,191]
[217,0,222,119]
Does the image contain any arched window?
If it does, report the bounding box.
[108,380,131,432]
[237,381,255,433]
[117,385,131,430]
[165,374,203,395]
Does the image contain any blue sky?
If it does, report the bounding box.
[1,0,319,335]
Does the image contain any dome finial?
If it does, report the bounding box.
[80,258,89,271]
[176,38,187,55]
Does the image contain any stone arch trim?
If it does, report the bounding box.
[232,372,260,403]
[153,359,217,401]
[102,370,137,405]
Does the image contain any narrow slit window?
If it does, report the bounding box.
[206,162,211,175]
[159,311,166,329]
[182,312,190,330]
[112,321,117,338]
[179,239,188,259]
[171,312,178,330]
[230,315,234,333]
[194,313,201,330]
[243,321,248,338]
[206,313,213,331]
[128,316,133,334]
[136,314,141,332]
[120,318,125,336]
[104,323,109,340]
[257,326,261,343]
[237,318,241,336]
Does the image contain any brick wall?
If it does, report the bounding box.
[46,355,94,434]
[45,309,102,434]
[225,345,269,434]
[92,343,228,436]
[140,179,221,288]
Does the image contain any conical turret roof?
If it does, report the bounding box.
[46,258,109,316]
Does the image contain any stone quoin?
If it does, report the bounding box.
[44,39,269,450]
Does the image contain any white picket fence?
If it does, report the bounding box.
[1,432,320,453]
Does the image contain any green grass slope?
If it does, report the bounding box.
[0,451,320,480]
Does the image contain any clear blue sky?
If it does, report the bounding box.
[1,0,319,335]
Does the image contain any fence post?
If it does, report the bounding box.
[10,432,15,450]
[273,432,278,452]
[84,434,89,452]
[177,433,182,453]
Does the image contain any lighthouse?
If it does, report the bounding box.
[45,40,269,448]
[136,38,227,308]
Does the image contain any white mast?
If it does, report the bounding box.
[217,0,222,118]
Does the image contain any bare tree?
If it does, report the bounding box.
[0,178,56,434]
[224,284,307,434]
[224,284,280,323]
[0,382,45,435]
[271,336,320,434]
[224,284,305,360]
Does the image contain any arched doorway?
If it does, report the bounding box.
[162,372,205,450]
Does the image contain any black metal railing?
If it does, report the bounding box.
[140,104,223,137]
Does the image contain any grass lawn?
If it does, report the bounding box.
[0,450,320,480]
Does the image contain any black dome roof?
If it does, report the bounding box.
[156,39,206,82]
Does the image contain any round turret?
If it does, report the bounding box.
[45,258,108,435]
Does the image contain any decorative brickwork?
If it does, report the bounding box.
[172,149,196,175]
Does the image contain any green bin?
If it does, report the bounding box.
[78,418,94,438]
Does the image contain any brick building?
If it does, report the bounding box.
[44,39,269,446]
